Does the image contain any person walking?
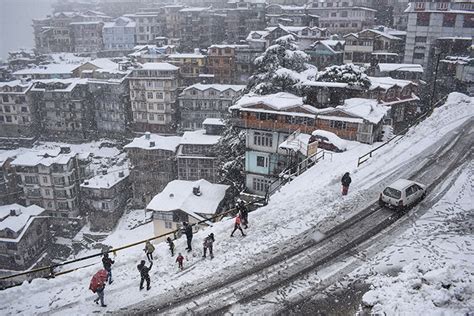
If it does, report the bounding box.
[166,237,175,257]
[182,222,193,252]
[230,215,246,237]
[341,172,352,196]
[89,269,108,307]
[144,240,155,261]
[102,253,115,284]
[176,253,184,270]
[202,233,215,259]
[137,260,153,291]
[238,201,249,229]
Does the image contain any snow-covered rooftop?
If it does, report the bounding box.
[180,130,221,146]
[13,64,78,76]
[183,83,245,93]
[311,129,348,150]
[377,63,424,73]
[336,98,389,124]
[230,92,318,114]
[203,118,225,126]
[81,168,129,190]
[147,179,229,219]
[168,53,206,59]
[87,58,119,71]
[12,149,77,167]
[140,62,179,71]
[0,204,45,235]
[368,76,415,90]
[124,133,181,152]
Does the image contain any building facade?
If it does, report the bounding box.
[128,63,179,133]
[0,81,34,138]
[103,17,136,52]
[70,21,104,53]
[0,157,21,206]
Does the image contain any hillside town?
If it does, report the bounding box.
[0,0,472,314]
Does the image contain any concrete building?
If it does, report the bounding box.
[225,0,267,43]
[128,11,162,45]
[207,45,243,84]
[124,133,181,207]
[103,17,136,52]
[128,63,180,133]
[167,51,207,86]
[266,4,319,27]
[80,168,130,232]
[307,0,376,34]
[0,81,35,138]
[0,156,21,206]
[305,39,345,69]
[229,92,320,195]
[30,79,94,141]
[0,204,50,270]
[178,7,225,51]
[148,179,230,241]
[178,83,245,131]
[70,21,104,54]
[12,148,84,218]
[403,0,474,79]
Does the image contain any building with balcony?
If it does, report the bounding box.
[128,11,163,45]
[266,4,319,27]
[207,45,245,84]
[148,179,230,242]
[70,21,104,54]
[128,63,180,133]
[178,83,245,131]
[229,92,320,195]
[0,156,21,206]
[0,81,35,138]
[404,0,474,79]
[225,0,267,43]
[167,51,207,86]
[0,204,50,270]
[11,148,83,219]
[80,168,130,232]
[178,7,225,51]
[103,17,136,52]
[124,132,181,207]
[305,39,345,69]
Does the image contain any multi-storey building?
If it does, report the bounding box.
[404,0,474,79]
[229,92,320,195]
[124,132,181,207]
[128,11,162,45]
[162,5,185,40]
[234,44,265,83]
[0,81,34,138]
[305,39,345,69]
[80,168,130,231]
[12,148,83,218]
[128,62,179,133]
[30,79,95,141]
[225,0,267,43]
[0,156,21,206]
[178,83,245,130]
[70,21,104,53]
[167,51,207,86]
[343,28,406,65]
[87,70,131,137]
[207,45,242,84]
[266,4,319,27]
[12,64,78,80]
[102,17,136,52]
[0,204,50,270]
[307,0,376,34]
[177,122,223,183]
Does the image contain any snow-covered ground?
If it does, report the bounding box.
[0,93,472,315]
[360,162,473,315]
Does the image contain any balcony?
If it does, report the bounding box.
[231,118,316,134]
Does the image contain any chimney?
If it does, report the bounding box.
[145,132,151,140]
[119,171,124,178]
[60,146,71,154]
[10,209,21,216]
[193,185,201,196]
[84,180,89,185]
[194,48,200,54]
[150,141,155,147]
[102,169,107,175]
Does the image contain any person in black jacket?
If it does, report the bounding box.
[341,172,352,196]
[237,201,249,229]
[182,222,193,252]
[102,253,115,284]
[137,260,153,291]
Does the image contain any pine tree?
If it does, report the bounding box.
[316,64,371,89]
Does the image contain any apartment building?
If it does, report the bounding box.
[178,83,245,131]
[80,169,130,231]
[128,11,162,45]
[124,133,181,207]
[0,204,50,270]
[0,156,21,206]
[12,148,84,218]
[30,79,95,140]
[307,0,376,34]
[0,81,35,138]
[266,4,319,27]
[70,21,104,54]
[207,45,244,84]
[225,0,267,43]
[404,0,474,79]
[128,63,179,133]
[103,17,136,52]
[229,92,320,195]
[167,51,207,86]
[178,7,225,51]
[305,40,345,69]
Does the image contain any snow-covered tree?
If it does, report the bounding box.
[245,35,317,96]
[316,64,371,89]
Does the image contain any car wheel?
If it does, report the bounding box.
[378,200,385,207]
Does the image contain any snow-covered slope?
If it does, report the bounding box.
[0,93,472,315]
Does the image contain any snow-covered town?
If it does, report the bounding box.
[0,0,472,314]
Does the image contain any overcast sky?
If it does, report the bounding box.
[0,0,55,60]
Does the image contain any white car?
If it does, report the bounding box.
[379,179,426,210]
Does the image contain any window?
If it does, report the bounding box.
[416,13,430,26]
[147,92,153,99]
[330,120,347,130]
[4,105,10,112]
[57,201,69,209]
[464,15,474,28]
[383,187,401,199]
[344,52,353,60]
[42,176,48,183]
[24,176,39,184]
[442,13,456,27]
[53,177,65,185]
[102,202,109,210]
[2,95,8,103]
[415,36,427,43]
[156,92,163,99]
[252,177,271,192]
[413,53,425,60]
[256,156,266,167]
[165,221,172,229]
[405,185,418,197]
[253,132,273,147]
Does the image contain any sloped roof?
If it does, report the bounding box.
[337,98,389,124]
[124,133,181,152]
[0,204,45,234]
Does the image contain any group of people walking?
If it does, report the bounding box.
[88,200,251,307]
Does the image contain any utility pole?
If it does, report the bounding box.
[429,50,441,110]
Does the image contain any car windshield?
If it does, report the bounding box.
[383,187,402,199]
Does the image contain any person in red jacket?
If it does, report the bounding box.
[176,253,184,270]
[230,215,246,237]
